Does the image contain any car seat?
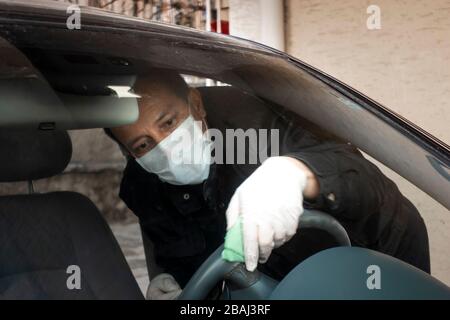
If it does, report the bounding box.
[0,128,144,299]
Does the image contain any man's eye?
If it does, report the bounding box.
[134,141,151,155]
[164,118,176,129]
[138,142,148,150]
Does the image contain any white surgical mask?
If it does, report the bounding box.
[136,114,212,185]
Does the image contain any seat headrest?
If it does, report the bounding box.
[0,128,72,182]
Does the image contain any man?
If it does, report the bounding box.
[105,70,430,299]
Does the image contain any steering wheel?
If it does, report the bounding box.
[178,209,351,300]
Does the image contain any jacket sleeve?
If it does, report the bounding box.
[277,112,392,221]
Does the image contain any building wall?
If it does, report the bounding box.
[229,0,285,50]
[285,0,450,284]
[229,0,261,41]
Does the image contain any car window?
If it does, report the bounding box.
[0,14,448,287]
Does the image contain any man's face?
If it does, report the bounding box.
[111,85,206,158]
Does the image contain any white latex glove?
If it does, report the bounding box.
[226,156,308,272]
[146,273,182,300]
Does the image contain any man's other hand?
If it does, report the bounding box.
[146,273,182,300]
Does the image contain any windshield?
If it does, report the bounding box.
[0,6,449,291]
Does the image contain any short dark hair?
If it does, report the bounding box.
[104,69,189,151]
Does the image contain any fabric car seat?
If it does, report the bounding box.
[0,128,144,299]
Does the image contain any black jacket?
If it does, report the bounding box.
[119,87,430,287]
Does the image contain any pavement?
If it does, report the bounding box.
[109,221,149,296]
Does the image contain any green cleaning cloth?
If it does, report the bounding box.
[221,216,245,263]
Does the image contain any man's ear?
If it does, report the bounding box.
[188,88,206,120]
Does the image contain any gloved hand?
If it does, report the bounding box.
[146,273,182,300]
[225,156,309,272]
